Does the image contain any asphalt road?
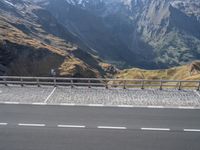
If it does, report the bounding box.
[0,104,200,150]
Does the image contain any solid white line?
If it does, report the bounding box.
[117,105,133,108]
[32,103,47,105]
[88,104,104,107]
[97,126,127,130]
[184,129,200,132]
[57,125,85,128]
[44,87,56,103]
[178,106,195,109]
[141,128,170,131]
[60,103,76,106]
[4,102,20,104]
[0,123,8,126]
[147,106,164,108]
[18,123,45,127]
[194,90,200,98]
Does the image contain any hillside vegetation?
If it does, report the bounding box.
[0,0,111,77]
[113,61,200,88]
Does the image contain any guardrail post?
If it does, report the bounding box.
[3,78,7,86]
[36,78,40,87]
[53,78,57,87]
[88,80,91,88]
[20,78,24,87]
[71,79,74,88]
[160,80,163,90]
[178,81,182,90]
[141,80,144,90]
[197,82,200,91]
[105,81,108,89]
[123,80,126,89]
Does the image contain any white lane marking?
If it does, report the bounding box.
[0,123,8,126]
[97,126,127,130]
[57,125,86,128]
[32,103,47,105]
[184,129,200,132]
[0,101,200,110]
[18,123,46,127]
[141,128,170,131]
[0,90,2,93]
[117,105,133,108]
[194,90,200,98]
[88,104,104,107]
[178,106,195,109]
[60,103,76,106]
[147,106,164,108]
[4,102,20,104]
[44,87,56,103]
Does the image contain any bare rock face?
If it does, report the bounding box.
[1,0,200,77]
[33,0,200,69]
[0,0,110,77]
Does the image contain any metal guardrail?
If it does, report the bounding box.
[0,76,199,90]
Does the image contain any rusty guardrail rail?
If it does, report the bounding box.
[0,76,199,90]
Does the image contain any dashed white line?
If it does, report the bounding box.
[184,129,200,132]
[57,125,86,128]
[97,126,127,130]
[141,128,170,131]
[44,87,56,103]
[18,123,46,127]
[0,123,8,126]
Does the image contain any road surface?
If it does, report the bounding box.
[0,104,200,150]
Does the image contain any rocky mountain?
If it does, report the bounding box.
[0,0,112,77]
[33,0,200,69]
[0,0,200,77]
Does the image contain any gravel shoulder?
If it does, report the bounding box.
[0,85,200,107]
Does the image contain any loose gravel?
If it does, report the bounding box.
[0,85,200,107]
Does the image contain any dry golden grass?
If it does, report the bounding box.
[113,64,200,89]
[59,57,100,77]
[116,65,200,80]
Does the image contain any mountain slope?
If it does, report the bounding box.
[0,0,110,77]
[34,0,200,69]
[113,61,200,87]
[115,62,200,80]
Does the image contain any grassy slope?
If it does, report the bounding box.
[0,10,107,77]
[114,64,200,88]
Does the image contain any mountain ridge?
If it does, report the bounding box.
[0,0,200,78]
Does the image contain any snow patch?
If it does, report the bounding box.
[3,0,15,7]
